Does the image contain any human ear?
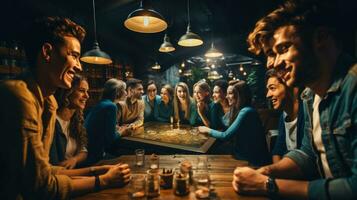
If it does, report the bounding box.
[41,43,53,62]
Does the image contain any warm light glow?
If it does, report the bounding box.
[207,70,220,80]
[124,11,167,33]
[143,16,149,26]
[159,34,175,53]
[178,38,203,47]
[181,62,185,67]
[205,43,223,58]
[80,56,112,65]
[151,62,161,70]
[240,66,244,71]
[243,72,247,76]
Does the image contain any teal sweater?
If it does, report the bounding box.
[209,106,271,166]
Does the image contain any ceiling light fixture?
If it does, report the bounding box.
[151,61,161,70]
[124,0,167,33]
[207,70,221,80]
[159,33,175,52]
[178,0,203,47]
[81,0,112,65]
[205,42,223,58]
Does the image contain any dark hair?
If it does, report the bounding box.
[102,78,126,101]
[126,78,142,90]
[23,16,86,69]
[265,68,285,84]
[228,80,252,124]
[247,0,341,55]
[161,84,174,101]
[147,80,156,88]
[54,74,88,152]
[213,80,228,94]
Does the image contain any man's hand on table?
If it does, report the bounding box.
[117,125,131,137]
[232,167,268,195]
[100,163,131,189]
[59,157,78,169]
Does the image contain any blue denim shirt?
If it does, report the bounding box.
[285,54,357,200]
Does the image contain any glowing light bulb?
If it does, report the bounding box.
[143,17,149,27]
[240,66,243,71]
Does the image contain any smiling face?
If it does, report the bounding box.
[226,85,237,106]
[176,86,187,102]
[272,25,318,87]
[212,86,225,103]
[193,85,209,102]
[48,36,82,89]
[147,84,157,101]
[69,80,89,110]
[160,88,170,104]
[266,77,286,110]
[130,83,144,100]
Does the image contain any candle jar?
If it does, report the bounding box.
[194,171,210,199]
[149,154,159,170]
[146,169,160,198]
[160,168,173,189]
[180,160,193,184]
[128,174,146,200]
[173,169,189,196]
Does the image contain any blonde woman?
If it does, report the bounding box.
[193,81,214,127]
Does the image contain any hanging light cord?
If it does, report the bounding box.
[92,0,98,43]
[187,0,190,27]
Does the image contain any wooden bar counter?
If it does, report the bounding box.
[75,155,268,200]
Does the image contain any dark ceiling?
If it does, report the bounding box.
[1,0,356,77]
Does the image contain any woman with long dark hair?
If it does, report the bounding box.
[173,82,197,125]
[50,74,89,169]
[154,84,174,122]
[199,80,271,166]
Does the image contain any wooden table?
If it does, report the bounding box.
[75,155,268,200]
[121,122,216,153]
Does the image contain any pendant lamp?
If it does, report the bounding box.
[178,0,203,47]
[205,42,223,58]
[159,34,175,52]
[81,0,112,65]
[151,62,161,70]
[124,0,167,33]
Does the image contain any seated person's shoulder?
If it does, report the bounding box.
[137,99,145,105]
[241,106,256,113]
[1,79,33,100]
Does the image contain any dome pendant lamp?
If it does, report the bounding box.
[81,0,112,65]
[159,33,175,52]
[124,0,168,33]
[205,42,223,58]
[178,0,203,47]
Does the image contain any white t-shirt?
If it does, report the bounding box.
[312,94,333,178]
[283,112,298,151]
[57,116,87,159]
